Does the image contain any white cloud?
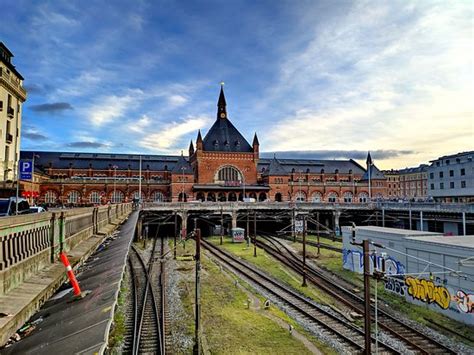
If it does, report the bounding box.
[140,116,210,152]
[167,94,188,107]
[129,115,152,133]
[87,93,136,127]
[263,1,474,169]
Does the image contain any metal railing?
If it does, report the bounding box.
[0,203,132,295]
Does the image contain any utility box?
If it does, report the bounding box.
[231,228,245,243]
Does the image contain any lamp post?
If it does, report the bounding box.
[112,165,118,203]
[138,155,142,207]
[181,166,186,202]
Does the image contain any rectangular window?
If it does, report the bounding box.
[449,170,454,177]
[461,168,465,176]
[430,183,434,190]
[429,172,434,179]
[446,160,450,165]
[0,101,3,111]
[461,181,466,188]
[450,181,454,189]
[440,182,444,189]
[439,171,443,178]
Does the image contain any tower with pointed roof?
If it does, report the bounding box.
[189,85,267,202]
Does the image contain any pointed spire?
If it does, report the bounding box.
[189,140,195,155]
[366,151,373,167]
[253,132,259,146]
[217,83,227,119]
[196,129,203,150]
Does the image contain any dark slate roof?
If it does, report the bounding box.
[21,151,180,172]
[397,164,428,174]
[361,164,385,180]
[0,42,24,80]
[171,154,193,175]
[202,118,253,152]
[263,157,288,176]
[258,158,365,174]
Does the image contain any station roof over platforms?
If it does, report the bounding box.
[20,151,180,172]
[258,158,366,175]
[21,151,368,175]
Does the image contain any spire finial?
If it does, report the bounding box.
[217,83,227,118]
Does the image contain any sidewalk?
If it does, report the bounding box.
[0,211,137,353]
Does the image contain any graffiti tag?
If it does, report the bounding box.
[452,290,473,314]
[405,277,450,310]
[384,277,405,296]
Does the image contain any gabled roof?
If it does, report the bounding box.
[263,156,288,176]
[362,164,385,180]
[257,158,365,174]
[20,151,179,172]
[171,154,193,175]
[202,118,253,152]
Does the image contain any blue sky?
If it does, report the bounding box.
[2,0,473,169]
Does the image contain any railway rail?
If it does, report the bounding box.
[257,233,457,354]
[125,237,167,354]
[276,233,343,252]
[201,238,399,354]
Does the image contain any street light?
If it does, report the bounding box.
[112,165,118,203]
[181,166,186,202]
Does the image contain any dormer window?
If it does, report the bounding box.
[320,169,325,174]
[335,169,339,174]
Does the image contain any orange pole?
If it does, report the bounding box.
[59,252,82,296]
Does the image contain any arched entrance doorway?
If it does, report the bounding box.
[274,193,282,202]
[218,192,227,202]
[207,192,216,202]
[196,192,205,202]
[178,192,187,202]
[228,192,237,201]
[258,192,267,201]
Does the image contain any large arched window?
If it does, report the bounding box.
[295,191,306,202]
[151,191,164,202]
[111,191,124,204]
[67,190,80,204]
[327,192,338,203]
[358,192,369,203]
[215,165,242,183]
[89,191,101,204]
[311,192,322,202]
[343,192,353,203]
[44,190,57,204]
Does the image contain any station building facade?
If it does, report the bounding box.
[21,87,387,206]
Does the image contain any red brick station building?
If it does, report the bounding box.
[21,87,387,206]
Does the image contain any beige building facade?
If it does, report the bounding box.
[0,42,26,184]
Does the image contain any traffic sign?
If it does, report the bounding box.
[19,160,33,180]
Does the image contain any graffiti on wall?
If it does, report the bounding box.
[453,290,473,314]
[342,249,405,276]
[404,277,451,310]
[384,277,405,296]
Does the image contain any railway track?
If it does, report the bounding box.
[276,233,343,252]
[257,233,457,354]
[201,239,399,354]
[124,237,167,354]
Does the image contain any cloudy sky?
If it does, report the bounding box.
[2,0,473,169]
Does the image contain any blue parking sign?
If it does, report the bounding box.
[19,160,33,180]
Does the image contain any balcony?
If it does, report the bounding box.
[5,133,13,143]
[7,106,14,117]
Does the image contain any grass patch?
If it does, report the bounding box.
[207,236,339,308]
[177,239,328,354]
[108,272,128,350]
